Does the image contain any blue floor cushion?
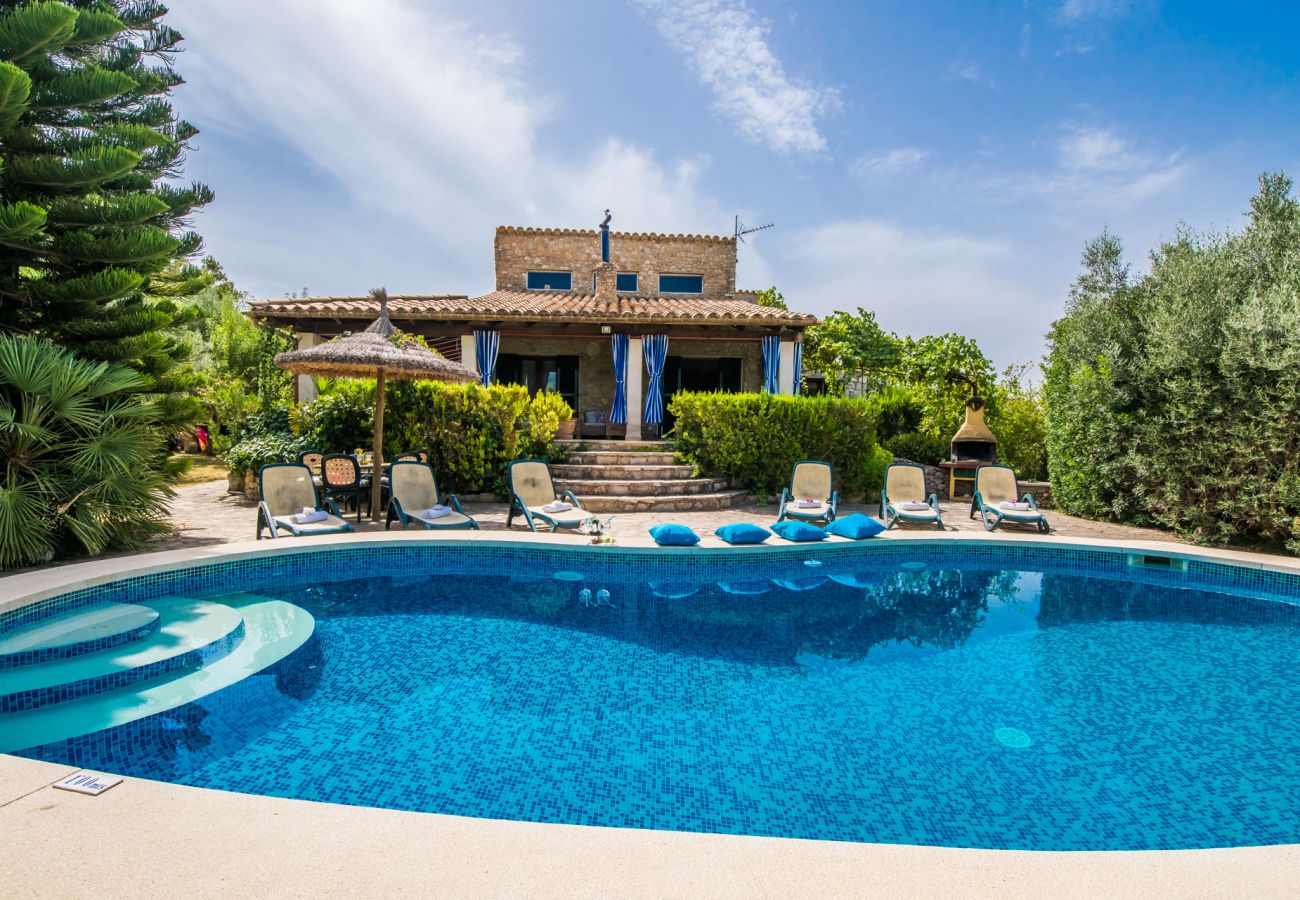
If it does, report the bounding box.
[770,520,826,542]
[715,523,770,545]
[825,514,886,539]
[649,523,701,546]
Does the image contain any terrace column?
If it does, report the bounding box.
[295,333,319,403]
[778,338,796,395]
[459,334,479,381]
[626,336,643,441]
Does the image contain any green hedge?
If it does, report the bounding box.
[227,382,571,496]
[1046,173,1300,552]
[669,392,892,500]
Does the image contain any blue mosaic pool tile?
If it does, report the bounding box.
[8,541,1300,851]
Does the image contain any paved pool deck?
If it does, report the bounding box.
[3,481,1298,897]
[153,478,1184,552]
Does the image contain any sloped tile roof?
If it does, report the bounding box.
[496,225,734,245]
[247,291,816,327]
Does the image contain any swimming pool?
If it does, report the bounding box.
[6,540,1300,851]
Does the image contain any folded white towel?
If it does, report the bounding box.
[898,501,931,511]
[999,501,1033,511]
[542,501,573,513]
[796,498,820,509]
[421,505,451,520]
[292,509,329,524]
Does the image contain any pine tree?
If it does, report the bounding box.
[0,0,211,400]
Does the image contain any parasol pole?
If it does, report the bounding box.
[372,366,385,520]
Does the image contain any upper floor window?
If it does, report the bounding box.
[659,274,703,294]
[527,271,572,291]
[590,272,641,292]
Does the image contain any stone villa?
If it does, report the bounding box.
[248,219,817,440]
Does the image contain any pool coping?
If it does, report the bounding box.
[3,530,1300,896]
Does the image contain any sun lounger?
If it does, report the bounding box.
[385,461,478,530]
[971,464,1050,533]
[880,462,943,530]
[506,459,593,532]
[777,460,838,523]
[256,462,354,539]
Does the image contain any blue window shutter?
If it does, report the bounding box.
[659,274,703,294]
[616,273,638,292]
[527,271,572,291]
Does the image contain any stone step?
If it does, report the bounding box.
[563,451,679,466]
[579,490,750,513]
[557,477,730,497]
[556,439,672,452]
[551,463,696,480]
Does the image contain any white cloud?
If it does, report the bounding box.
[630,0,840,155]
[849,148,931,180]
[970,123,1191,210]
[1058,0,1137,22]
[169,0,745,297]
[778,220,1049,364]
[949,59,997,89]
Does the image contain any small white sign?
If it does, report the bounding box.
[53,771,123,796]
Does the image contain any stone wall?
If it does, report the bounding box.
[495,227,736,296]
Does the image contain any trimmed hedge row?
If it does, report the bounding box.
[669,392,892,500]
[227,382,571,496]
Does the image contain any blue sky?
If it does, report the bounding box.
[168,1,1299,366]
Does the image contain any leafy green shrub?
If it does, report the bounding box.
[1046,173,1300,551]
[884,432,949,467]
[988,368,1048,481]
[867,385,924,444]
[224,433,307,477]
[0,335,176,569]
[291,384,374,452]
[385,382,572,495]
[668,392,892,498]
[233,404,293,442]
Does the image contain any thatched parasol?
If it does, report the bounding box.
[275,287,476,519]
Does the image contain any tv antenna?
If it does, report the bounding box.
[734,215,775,246]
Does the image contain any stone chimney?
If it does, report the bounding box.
[593,262,617,303]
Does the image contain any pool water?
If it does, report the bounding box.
[19,545,1300,850]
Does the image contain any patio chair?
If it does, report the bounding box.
[386,461,478,530]
[256,463,353,539]
[881,462,944,530]
[971,465,1050,533]
[322,453,371,523]
[390,450,429,465]
[297,449,325,488]
[506,459,593,532]
[777,460,838,523]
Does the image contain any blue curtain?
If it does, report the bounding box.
[642,334,668,425]
[610,333,629,424]
[762,335,780,394]
[793,340,803,395]
[473,329,499,387]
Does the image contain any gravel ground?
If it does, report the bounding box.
[155,478,1185,551]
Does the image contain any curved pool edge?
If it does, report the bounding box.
[4,530,1300,892]
[3,755,1299,898]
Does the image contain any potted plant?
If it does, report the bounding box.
[557,415,577,440]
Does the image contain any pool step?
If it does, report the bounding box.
[0,598,244,714]
[0,602,160,669]
[0,594,314,754]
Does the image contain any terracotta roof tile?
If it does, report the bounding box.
[248,291,817,327]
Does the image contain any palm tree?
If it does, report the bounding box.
[0,334,174,569]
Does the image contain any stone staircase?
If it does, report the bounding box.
[552,440,748,513]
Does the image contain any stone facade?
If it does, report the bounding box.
[494,227,737,297]
[498,334,763,421]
